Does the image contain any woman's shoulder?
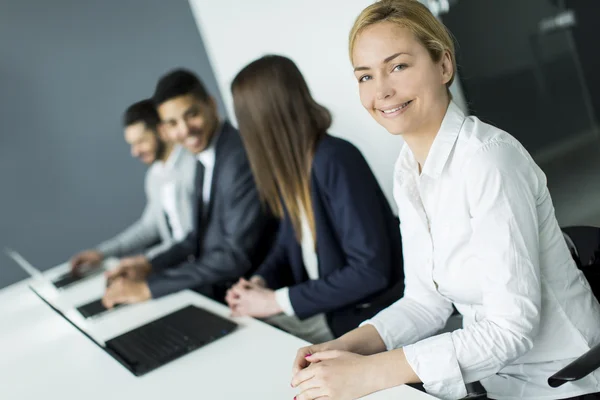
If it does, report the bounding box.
[312,134,380,191]
[457,115,534,169]
[455,116,545,197]
[313,134,366,167]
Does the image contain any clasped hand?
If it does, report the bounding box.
[225,277,282,318]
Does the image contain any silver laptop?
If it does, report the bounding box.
[5,248,104,290]
[5,249,120,319]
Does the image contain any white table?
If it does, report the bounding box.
[0,262,435,400]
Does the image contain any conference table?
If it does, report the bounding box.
[0,259,435,400]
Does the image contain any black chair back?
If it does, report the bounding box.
[562,226,600,301]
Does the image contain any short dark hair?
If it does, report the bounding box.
[122,99,160,131]
[152,68,210,106]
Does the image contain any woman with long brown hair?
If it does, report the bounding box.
[225,55,404,344]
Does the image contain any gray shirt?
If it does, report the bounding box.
[97,145,197,259]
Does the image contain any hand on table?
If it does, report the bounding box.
[70,249,103,274]
[225,277,282,318]
[291,350,382,400]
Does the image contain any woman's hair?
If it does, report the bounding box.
[349,0,456,92]
[231,55,332,241]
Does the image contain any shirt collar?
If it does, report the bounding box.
[162,144,183,171]
[196,122,222,168]
[152,144,182,176]
[396,101,465,184]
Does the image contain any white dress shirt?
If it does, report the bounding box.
[266,204,334,344]
[363,102,600,400]
[196,128,220,211]
[274,206,320,315]
[157,145,186,241]
[97,144,196,259]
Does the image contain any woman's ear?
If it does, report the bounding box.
[440,50,454,86]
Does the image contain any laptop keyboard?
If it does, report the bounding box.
[103,305,237,376]
[107,319,204,367]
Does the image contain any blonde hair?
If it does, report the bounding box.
[349,0,456,91]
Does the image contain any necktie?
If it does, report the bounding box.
[163,211,173,237]
[195,160,206,227]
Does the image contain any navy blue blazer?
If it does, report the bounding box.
[256,134,404,337]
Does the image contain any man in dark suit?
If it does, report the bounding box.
[102,69,274,306]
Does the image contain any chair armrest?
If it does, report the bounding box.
[548,343,600,387]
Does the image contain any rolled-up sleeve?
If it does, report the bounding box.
[362,277,454,351]
[361,209,455,351]
[401,143,543,399]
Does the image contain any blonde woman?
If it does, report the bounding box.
[290,1,600,399]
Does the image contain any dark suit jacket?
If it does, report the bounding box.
[256,134,404,337]
[147,121,275,299]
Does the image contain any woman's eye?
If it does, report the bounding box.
[359,75,372,83]
[393,64,407,72]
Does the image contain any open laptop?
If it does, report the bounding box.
[4,248,120,318]
[4,247,104,289]
[29,284,238,376]
[52,265,104,289]
[76,298,126,318]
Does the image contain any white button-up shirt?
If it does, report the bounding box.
[363,102,600,400]
[157,145,187,241]
[274,204,321,315]
[196,127,220,212]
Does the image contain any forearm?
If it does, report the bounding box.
[336,324,387,356]
[366,348,420,393]
[289,266,388,318]
[98,207,161,258]
[144,239,175,260]
[150,234,195,271]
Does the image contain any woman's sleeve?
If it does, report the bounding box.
[401,143,543,399]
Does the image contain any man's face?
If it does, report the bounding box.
[157,94,219,154]
[124,122,160,165]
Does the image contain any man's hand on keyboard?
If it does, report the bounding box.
[106,255,152,281]
[102,277,151,308]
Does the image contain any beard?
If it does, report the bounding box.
[154,137,167,161]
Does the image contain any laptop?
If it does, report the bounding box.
[52,265,105,289]
[29,285,238,376]
[4,247,104,289]
[77,298,126,319]
[5,248,119,318]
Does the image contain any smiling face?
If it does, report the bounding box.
[352,21,453,136]
[157,94,219,154]
[124,122,160,165]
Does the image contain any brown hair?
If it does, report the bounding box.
[349,0,456,91]
[231,55,332,241]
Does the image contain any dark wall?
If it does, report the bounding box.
[0,0,224,288]
[442,0,597,155]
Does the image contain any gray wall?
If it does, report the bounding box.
[0,0,224,288]
[442,0,570,80]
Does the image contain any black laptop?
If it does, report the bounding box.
[52,265,104,289]
[30,286,238,376]
[77,298,126,318]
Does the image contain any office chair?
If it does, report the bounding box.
[548,226,600,388]
[461,226,600,399]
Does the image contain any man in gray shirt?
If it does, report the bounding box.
[70,99,197,272]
